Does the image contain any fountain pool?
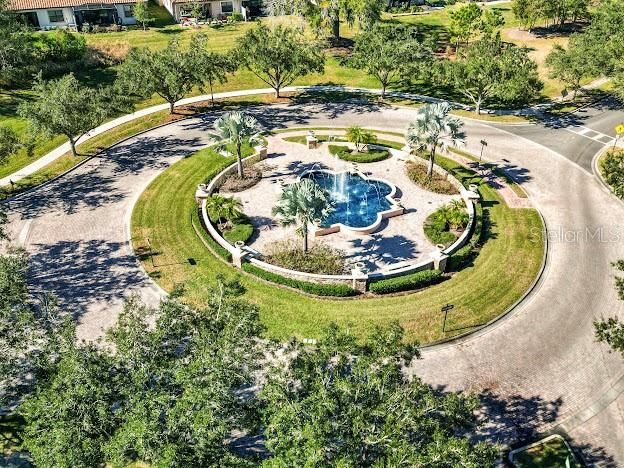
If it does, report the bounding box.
[301,170,402,232]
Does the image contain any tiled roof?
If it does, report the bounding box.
[8,0,137,10]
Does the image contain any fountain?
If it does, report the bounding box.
[300,170,404,235]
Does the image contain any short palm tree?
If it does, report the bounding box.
[221,196,243,227]
[272,179,334,252]
[208,112,263,179]
[346,126,377,153]
[406,102,466,180]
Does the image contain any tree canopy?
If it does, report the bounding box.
[440,39,542,114]
[18,73,124,156]
[236,24,325,98]
[260,322,498,466]
[512,0,589,30]
[349,24,432,97]
[117,34,215,113]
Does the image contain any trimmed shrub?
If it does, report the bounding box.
[265,240,347,275]
[242,263,358,297]
[369,269,442,294]
[223,215,254,244]
[601,149,624,199]
[328,144,390,163]
[406,161,460,195]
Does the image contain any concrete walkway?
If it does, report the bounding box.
[4,102,624,464]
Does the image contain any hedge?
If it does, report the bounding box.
[191,207,232,262]
[369,269,442,294]
[242,262,358,297]
[328,144,390,163]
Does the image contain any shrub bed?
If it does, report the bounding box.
[406,161,460,195]
[448,202,483,271]
[423,201,469,248]
[265,240,347,275]
[242,263,358,297]
[369,269,443,294]
[600,148,624,199]
[207,209,254,245]
[328,144,390,163]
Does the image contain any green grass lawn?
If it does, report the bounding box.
[511,437,580,467]
[131,143,544,343]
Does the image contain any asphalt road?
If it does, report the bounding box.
[5,101,624,465]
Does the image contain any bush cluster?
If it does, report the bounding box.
[242,263,358,297]
[601,149,624,199]
[448,202,483,271]
[369,269,443,294]
[328,145,390,163]
[406,161,459,195]
[423,200,469,247]
[265,240,347,275]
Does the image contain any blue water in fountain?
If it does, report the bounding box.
[302,171,393,229]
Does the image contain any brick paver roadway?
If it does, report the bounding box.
[5,102,624,464]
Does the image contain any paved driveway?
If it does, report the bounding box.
[5,101,624,464]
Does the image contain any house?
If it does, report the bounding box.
[159,0,244,22]
[8,0,138,29]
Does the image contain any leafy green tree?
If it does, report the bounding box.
[272,178,334,252]
[104,286,262,466]
[406,102,466,179]
[546,43,589,101]
[208,111,262,179]
[132,0,154,31]
[20,322,118,468]
[595,260,624,356]
[449,2,483,48]
[440,39,542,114]
[261,322,498,466]
[18,73,123,157]
[481,8,506,37]
[0,125,20,164]
[346,126,376,152]
[236,24,325,98]
[194,49,237,105]
[0,0,35,88]
[117,34,208,113]
[349,24,432,98]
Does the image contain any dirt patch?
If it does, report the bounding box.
[219,167,262,192]
[504,27,539,42]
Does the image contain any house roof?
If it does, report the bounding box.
[8,0,137,11]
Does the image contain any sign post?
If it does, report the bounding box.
[441,304,454,332]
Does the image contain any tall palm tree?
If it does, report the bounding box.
[208,112,263,179]
[406,102,466,180]
[272,179,334,252]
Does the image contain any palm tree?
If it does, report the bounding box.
[221,197,243,227]
[346,126,377,153]
[208,112,263,179]
[406,102,466,180]
[272,179,334,252]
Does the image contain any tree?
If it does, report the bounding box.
[440,39,542,114]
[595,260,624,357]
[117,34,208,113]
[349,24,432,98]
[261,322,498,466]
[194,49,237,106]
[18,73,122,157]
[0,125,20,164]
[449,2,483,48]
[132,1,153,31]
[208,111,262,179]
[546,43,589,101]
[346,126,376,152]
[406,102,466,179]
[236,24,325,98]
[272,178,334,252]
[207,194,243,229]
[0,0,35,88]
[20,281,264,467]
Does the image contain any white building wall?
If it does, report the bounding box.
[115,4,137,25]
[34,7,75,28]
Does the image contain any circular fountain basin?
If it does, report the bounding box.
[300,170,404,235]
